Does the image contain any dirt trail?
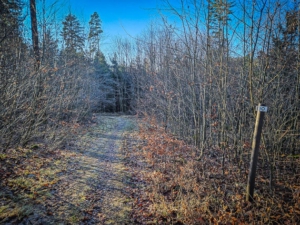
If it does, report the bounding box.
[75,114,136,224]
[0,114,137,225]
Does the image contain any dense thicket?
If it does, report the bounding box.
[0,1,133,151]
[1,0,299,178]
[110,0,299,182]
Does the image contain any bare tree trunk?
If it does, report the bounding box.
[30,0,40,69]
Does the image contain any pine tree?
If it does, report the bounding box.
[94,50,109,73]
[61,13,84,54]
[88,12,103,58]
[209,0,233,51]
[0,0,24,144]
[208,0,234,147]
[0,0,24,91]
[42,29,58,67]
[271,9,298,74]
[0,0,22,44]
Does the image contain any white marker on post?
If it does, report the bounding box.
[256,106,268,112]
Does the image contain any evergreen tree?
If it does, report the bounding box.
[90,50,115,112]
[88,12,103,58]
[209,0,233,51]
[0,0,24,90]
[0,0,24,142]
[109,53,132,112]
[42,29,58,67]
[0,0,22,44]
[208,0,234,146]
[94,50,109,74]
[271,9,299,75]
[61,13,84,54]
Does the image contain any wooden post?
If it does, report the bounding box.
[246,103,267,202]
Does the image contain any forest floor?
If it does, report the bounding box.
[126,117,300,224]
[0,114,299,224]
[0,114,137,224]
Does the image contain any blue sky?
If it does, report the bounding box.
[23,0,177,57]
[67,0,162,52]
[29,0,295,58]
[68,0,160,36]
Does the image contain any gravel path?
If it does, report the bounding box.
[0,114,137,225]
[75,114,136,224]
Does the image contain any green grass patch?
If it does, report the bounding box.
[0,153,7,160]
[0,203,34,221]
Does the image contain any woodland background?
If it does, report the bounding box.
[0,0,299,222]
[1,0,299,160]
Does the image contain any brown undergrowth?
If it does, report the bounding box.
[126,116,300,224]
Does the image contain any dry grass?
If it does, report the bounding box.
[0,114,136,224]
[126,116,300,224]
[0,146,81,224]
